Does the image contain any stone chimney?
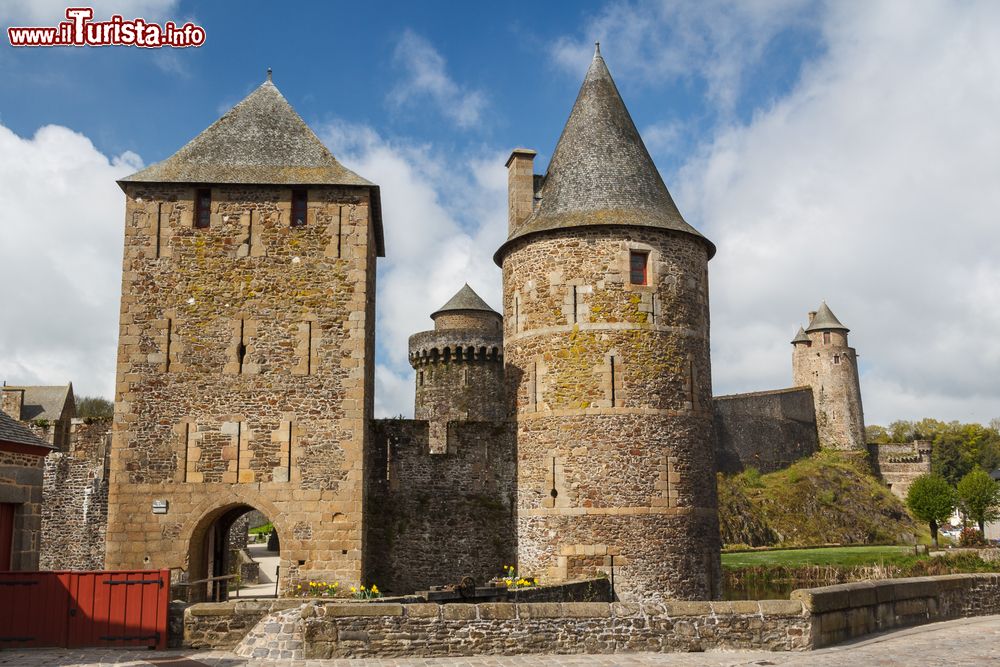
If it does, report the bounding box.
[2,388,24,419]
[506,148,537,236]
[807,310,817,325]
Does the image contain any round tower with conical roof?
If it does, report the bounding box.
[791,302,866,451]
[408,284,504,452]
[496,46,720,601]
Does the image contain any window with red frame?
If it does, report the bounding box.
[629,251,648,285]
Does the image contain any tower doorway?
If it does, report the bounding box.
[187,503,279,602]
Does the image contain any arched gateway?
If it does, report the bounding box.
[186,502,281,602]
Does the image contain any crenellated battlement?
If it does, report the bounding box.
[408,330,503,367]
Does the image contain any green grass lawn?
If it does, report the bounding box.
[721,545,919,569]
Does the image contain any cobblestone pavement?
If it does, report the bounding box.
[3,615,999,666]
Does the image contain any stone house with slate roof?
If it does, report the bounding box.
[99,49,888,601]
[0,410,54,570]
[1,383,75,451]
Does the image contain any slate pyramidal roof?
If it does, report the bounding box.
[805,302,849,333]
[119,77,384,256]
[431,284,499,319]
[495,45,714,264]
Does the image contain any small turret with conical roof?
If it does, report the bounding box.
[409,284,504,452]
[792,302,866,451]
[499,45,719,601]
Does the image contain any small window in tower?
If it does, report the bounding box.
[291,189,307,227]
[418,371,424,387]
[194,188,211,229]
[823,331,831,344]
[629,251,648,285]
[833,354,841,365]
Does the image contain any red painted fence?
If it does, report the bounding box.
[0,570,169,649]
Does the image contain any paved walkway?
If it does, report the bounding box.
[237,543,281,598]
[3,614,1000,666]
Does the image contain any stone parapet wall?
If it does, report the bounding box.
[184,599,303,648]
[230,599,809,660]
[184,573,1000,656]
[793,573,1000,647]
[714,387,819,474]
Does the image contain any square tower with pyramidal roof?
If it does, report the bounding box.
[106,73,384,599]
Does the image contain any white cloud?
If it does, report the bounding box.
[322,121,507,417]
[152,51,191,78]
[551,0,815,115]
[673,1,1000,425]
[0,123,141,400]
[0,0,179,24]
[388,29,488,129]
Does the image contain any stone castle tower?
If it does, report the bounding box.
[792,302,866,451]
[408,284,504,451]
[497,46,720,600]
[105,76,383,598]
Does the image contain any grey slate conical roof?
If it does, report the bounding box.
[805,302,849,333]
[431,284,498,319]
[791,327,810,344]
[495,45,714,264]
[119,78,384,255]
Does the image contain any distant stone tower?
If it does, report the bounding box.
[496,46,720,601]
[106,76,383,599]
[792,302,866,451]
[408,284,504,451]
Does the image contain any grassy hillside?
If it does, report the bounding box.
[718,451,925,548]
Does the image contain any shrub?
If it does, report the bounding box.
[959,527,988,547]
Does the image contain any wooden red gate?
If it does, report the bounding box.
[0,570,169,649]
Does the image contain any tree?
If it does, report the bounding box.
[956,468,1000,534]
[75,395,114,419]
[906,474,957,547]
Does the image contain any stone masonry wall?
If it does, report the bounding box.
[365,419,515,595]
[0,447,46,570]
[714,388,819,474]
[106,183,377,596]
[39,418,111,569]
[501,227,720,601]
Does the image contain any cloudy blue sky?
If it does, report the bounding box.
[1,0,998,426]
